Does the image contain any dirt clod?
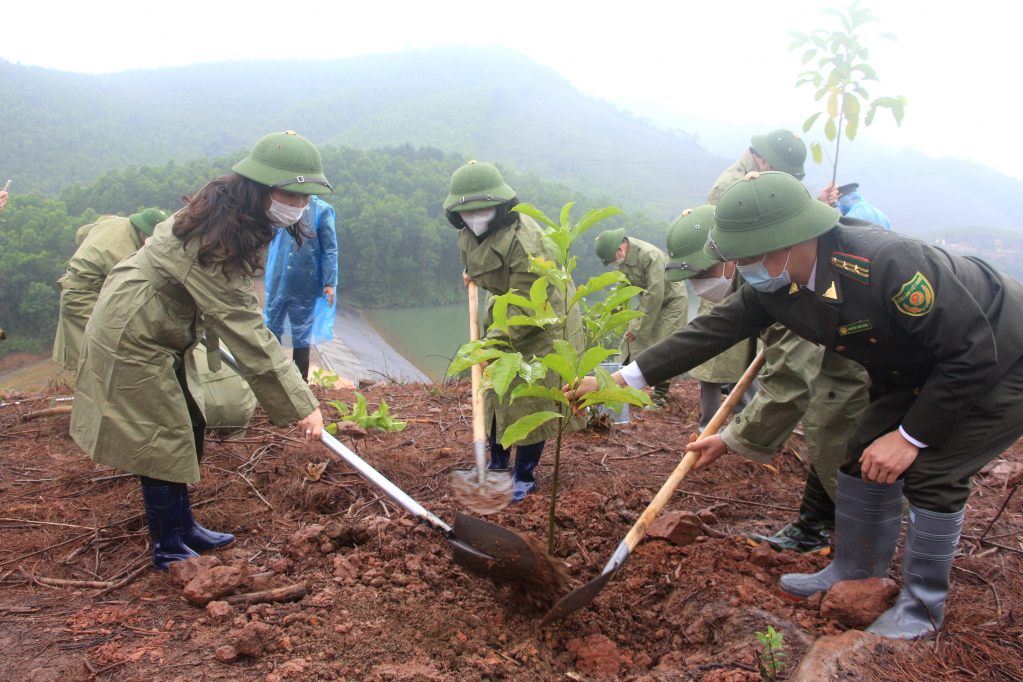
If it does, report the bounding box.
[566,634,620,676]
[232,620,273,658]
[213,644,237,663]
[206,600,232,621]
[168,555,221,586]
[646,511,703,546]
[749,542,777,567]
[183,566,244,605]
[821,578,900,629]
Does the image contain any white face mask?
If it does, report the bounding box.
[690,273,733,303]
[266,197,306,228]
[609,257,625,268]
[461,207,497,236]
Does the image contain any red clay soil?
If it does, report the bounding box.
[0,380,1020,682]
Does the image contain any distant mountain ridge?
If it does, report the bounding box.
[614,100,1023,234]
[0,47,722,218]
[2,45,1021,231]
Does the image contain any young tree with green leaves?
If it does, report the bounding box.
[790,1,907,183]
[448,202,651,554]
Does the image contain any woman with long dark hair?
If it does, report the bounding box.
[71,131,330,571]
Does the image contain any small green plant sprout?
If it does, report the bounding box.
[309,367,340,389]
[790,0,907,183]
[325,393,407,433]
[447,202,651,554]
[756,625,787,681]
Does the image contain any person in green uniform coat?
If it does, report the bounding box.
[709,131,870,554]
[709,129,838,207]
[444,161,584,503]
[52,209,258,433]
[662,207,756,429]
[593,229,688,409]
[571,171,1023,640]
[71,131,328,571]
[53,209,167,370]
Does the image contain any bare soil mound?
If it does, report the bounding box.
[1,380,1020,681]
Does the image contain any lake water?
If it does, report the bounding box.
[362,285,701,382]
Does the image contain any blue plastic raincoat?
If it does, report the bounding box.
[837,191,892,228]
[264,197,339,348]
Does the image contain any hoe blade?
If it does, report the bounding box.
[451,511,543,581]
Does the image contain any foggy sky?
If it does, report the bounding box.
[3,0,1020,178]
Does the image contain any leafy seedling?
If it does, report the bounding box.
[326,393,407,433]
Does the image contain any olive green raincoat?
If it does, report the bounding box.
[192,342,258,435]
[687,295,749,383]
[70,217,317,484]
[705,150,869,500]
[707,148,757,206]
[53,216,142,370]
[52,214,258,433]
[616,238,689,363]
[459,214,585,446]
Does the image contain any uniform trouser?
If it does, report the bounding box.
[842,354,1023,513]
[292,347,311,382]
[698,380,758,432]
[488,422,544,485]
[726,325,869,501]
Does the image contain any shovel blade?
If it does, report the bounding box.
[540,570,617,626]
[450,468,513,515]
[450,511,543,580]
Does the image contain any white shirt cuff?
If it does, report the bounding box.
[619,362,649,390]
[899,425,928,449]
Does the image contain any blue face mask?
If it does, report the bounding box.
[736,251,792,293]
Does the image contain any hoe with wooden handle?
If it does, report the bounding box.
[450,280,513,514]
[541,349,767,625]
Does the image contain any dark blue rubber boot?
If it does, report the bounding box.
[511,441,544,503]
[487,435,512,470]
[141,481,199,572]
[181,485,235,552]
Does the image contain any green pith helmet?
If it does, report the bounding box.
[708,171,839,261]
[129,207,169,236]
[750,129,807,178]
[232,131,333,195]
[664,206,720,282]
[594,228,626,266]
[443,161,516,212]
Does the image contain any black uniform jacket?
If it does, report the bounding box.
[636,219,1023,447]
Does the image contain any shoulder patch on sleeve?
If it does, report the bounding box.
[892,272,935,316]
[830,252,870,284]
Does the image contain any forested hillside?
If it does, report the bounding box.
[0,47,721,219]
[0,145,666,355]
[4,46,1022,230]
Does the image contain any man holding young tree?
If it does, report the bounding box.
[570,171,1023,639]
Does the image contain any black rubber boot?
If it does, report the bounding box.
[749,466,834,553]
[180,484,235,552]
[141,480,199,572]
[867,504,964,639]
[780,472,904,598]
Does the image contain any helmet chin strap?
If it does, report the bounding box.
[270,176,334,191]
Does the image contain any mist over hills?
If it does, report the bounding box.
[0,46,721,218]
[2,45,1021,233]
[616,100,1023,235]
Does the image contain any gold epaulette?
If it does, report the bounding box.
[830,252,870,285]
